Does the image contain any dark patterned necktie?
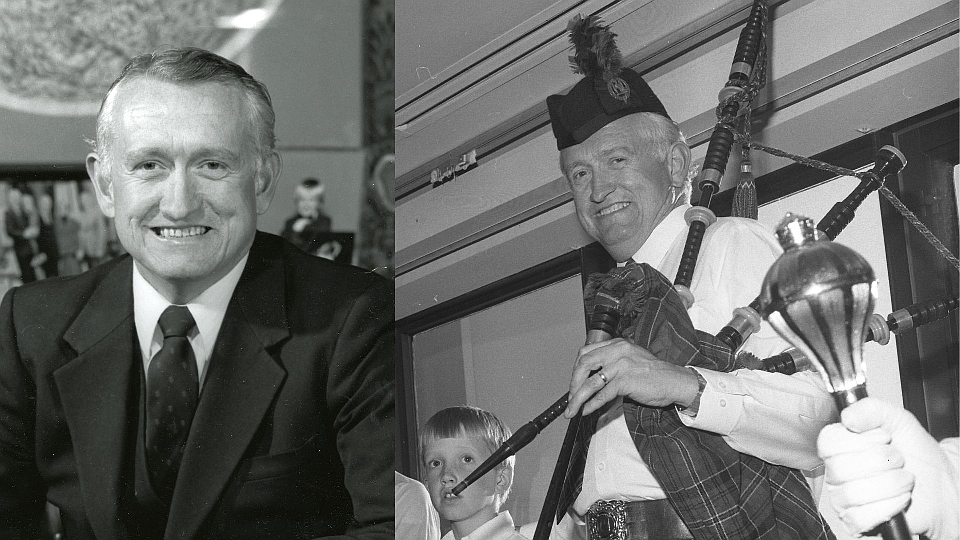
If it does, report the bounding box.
[146,305,199,502]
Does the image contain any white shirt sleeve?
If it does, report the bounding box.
[396,473,441,540]
[679,368,837,470]
[942,437,960,477]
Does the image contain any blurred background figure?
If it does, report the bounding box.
[281,177,332,253]
[53,190,83,276]
[4,184,39,283]
[20,191,50,280]
[818,397,959,540]
[280,177,356,264]
[76,185,107,271]
[35,192,60,279]
[0,184,23,293]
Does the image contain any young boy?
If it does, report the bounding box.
[421,406,529,540]
[280,177,332,254]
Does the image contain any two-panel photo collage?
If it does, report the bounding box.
[0,1,957,539]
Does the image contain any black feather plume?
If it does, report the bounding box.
[567,14,624,83]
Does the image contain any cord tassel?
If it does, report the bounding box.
[732,146,758,219]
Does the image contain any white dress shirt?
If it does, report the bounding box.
[571,204,836,516]
[443,511,530,540]
[133,254,248,389]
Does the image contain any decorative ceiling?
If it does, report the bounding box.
[0,0,282,116]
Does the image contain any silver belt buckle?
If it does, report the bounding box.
[587,500,627,540]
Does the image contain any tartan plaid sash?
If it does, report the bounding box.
[558,262,834,540]
[554,401,599,524]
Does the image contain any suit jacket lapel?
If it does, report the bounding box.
[56,258,137,540]
[167,236,290,540]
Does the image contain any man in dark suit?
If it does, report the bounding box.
[0,48,394,539]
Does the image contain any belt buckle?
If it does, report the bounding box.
[587,500,627,540]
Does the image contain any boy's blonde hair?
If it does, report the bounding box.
[420,405,514,504]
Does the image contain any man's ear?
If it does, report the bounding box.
[255,150,283,215]
[667,141,691,190]
[86,153,116,218]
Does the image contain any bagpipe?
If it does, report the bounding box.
[453,2,958,539]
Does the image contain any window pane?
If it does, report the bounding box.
[411,274,586,525]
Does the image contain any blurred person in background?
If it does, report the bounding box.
[54,191,84,276]
[76,186,108,270]
[0,186,22,294]
[36,192,60,278]
[280,177,332,255]
[4,184,38,283]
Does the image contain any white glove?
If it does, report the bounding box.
[817,397,959,540]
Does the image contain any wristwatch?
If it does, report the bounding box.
[677,367,708,418]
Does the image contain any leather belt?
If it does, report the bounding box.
[585,499,693,540]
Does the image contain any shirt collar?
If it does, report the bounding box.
[632,203,690,265]
[133,254,249,360]
[448,511,515,540]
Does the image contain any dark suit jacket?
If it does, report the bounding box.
[0,232,394,539]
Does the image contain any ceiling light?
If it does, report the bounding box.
[217,8,270,29]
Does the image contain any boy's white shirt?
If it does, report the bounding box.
[442,511,530,540]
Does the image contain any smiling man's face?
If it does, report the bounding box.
[561,114,684,262]
[87,77,279,303]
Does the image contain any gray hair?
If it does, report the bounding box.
[92,47,276,170]
[637,113,692,202]
[633,112,687,160]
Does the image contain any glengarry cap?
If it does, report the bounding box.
[547,15,671,150]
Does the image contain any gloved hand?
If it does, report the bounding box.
[817,397,959,540]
